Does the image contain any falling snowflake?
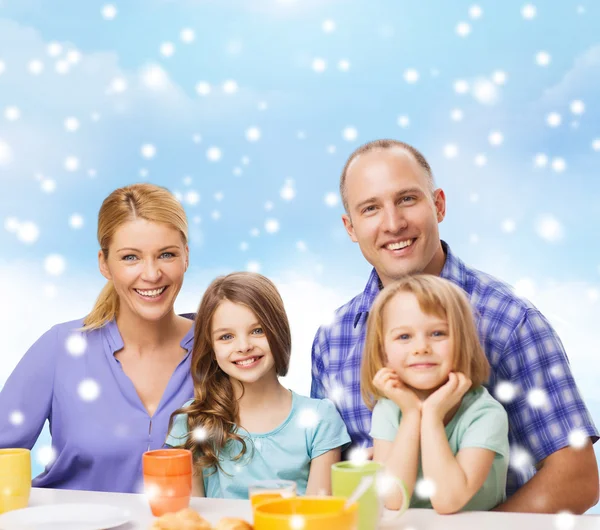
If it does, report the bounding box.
[492,70,507,85]
[468,5,483,19]
[403,69,419,83]
[546,112,562,127]
[280,181,295,201]
[509,446,534,472]
[554,511,575,530]
[64,117,80,132]
[474,154,487,166]
[296,241,307,252]
[206,147,222,162]
[41,179,56,193]
[551,157,566,173]
[488,131,504,146]
[223,80,239,94]
[180,28,196,43]
[4,106,21,121]
[141,64,169,90]
[36,445,57,467]
[569,100,585,115]
[264,219,280,234]
[342,127,358,142]
[185,191,200,205]
[67,50,81,64]
[348,447,370,464]
[44,254,66,276]
[415,478,436,499]
[535,51,551,66]
[195,81,211,96]
[28,60,44,75]
[322,19,336,33]
[495,381,517,402]
[246,127,261,142]
[246,261,261,273]
[456,22,471,37]
[521,4,537,19]
[47,42,62,57]
[78,378,101,402]
[567,428,588,449]
[160,42,175,57]
[513,278,535,299]
[9,411,24,426]
[592,139,600,152]
[534,153,548,167]
[214,192,224,202]
[192,426,208,442]
[338,59,350,72]
[140,144,156,159]
[472,78,499,105]
[535,215,564,243]
[290,515,306,530]
[397,115,410,128]
[4,217,19,233]
[240,242,249,251]
[501,219,516,234]
[0,60,5,75]
[66,334,87,356]
[17,221,40,244]
[312,58,327,73]
[454,79,470,94]
[324,193,339,207]
[450,109,464,121]
[101,4,117,20]
[527,388,547,408]
[211,210,221,220]
[443,144,458,158]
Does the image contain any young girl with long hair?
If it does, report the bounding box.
[166,272,350,498]
[362,274,509,514]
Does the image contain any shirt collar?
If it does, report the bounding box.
[353,240,463,328]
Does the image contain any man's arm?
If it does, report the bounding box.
[310,326,329,399]
[494,444,598,513]
[494,308,599,513]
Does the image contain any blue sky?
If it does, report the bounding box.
[1,0,599,510]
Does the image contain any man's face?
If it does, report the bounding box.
[342,148,446,285]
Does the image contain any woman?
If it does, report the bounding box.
[0,183,195,493]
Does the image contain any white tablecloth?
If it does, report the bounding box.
[21,488,600,529]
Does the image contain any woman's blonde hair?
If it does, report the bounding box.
[361,274,490,410]
[169,272,292,474]
[82,183,188,330]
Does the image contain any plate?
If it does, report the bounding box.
[0,503,131,530]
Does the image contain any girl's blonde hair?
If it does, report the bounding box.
[83,183,188,330]
[361,274,490,410]
[169,272,291,474]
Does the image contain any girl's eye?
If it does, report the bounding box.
[398,333,410,340]
[432,330,447,337]
[251,327,264,335]
[219,333,233,341]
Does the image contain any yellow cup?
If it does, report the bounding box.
[254,497,358,530]
[0,449,31,514]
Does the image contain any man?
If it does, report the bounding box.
[311,139,599,513]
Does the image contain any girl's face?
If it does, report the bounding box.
[382,291,454,396]
[211,300,276,385]
[99,219,188,324]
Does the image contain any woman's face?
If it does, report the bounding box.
[99,219,188,324]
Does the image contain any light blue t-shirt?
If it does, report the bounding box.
[370,386,509,511]
[166,391,351,499]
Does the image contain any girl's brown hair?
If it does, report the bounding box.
[83,183,188,330]
[361,274,490,410]
[169,272,292,473]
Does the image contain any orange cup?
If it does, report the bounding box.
[143,449,192,517]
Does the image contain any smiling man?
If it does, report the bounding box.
[310,139,599,513]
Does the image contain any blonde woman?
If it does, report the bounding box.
[0,183,194,493]
[362,274,509,513]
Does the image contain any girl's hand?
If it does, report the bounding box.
[421,372,471,422]
[373,368,422,416]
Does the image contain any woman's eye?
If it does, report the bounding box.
[160,252,175,259]
[123,255,138,261]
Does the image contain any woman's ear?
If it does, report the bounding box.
[98,249,112,280]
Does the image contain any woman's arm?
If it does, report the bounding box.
[0,327,57,449]
[305,447,341,496]
[420,410,496,514]
[373,410,421,510]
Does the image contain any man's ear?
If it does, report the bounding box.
[98,250,112,281]
[434,188,446,223]
[342,213,358,243]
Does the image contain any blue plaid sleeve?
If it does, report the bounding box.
[498,308,598,464]
[310,326,328,400]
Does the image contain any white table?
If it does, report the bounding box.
[24,488,600,529]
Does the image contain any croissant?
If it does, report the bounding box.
[213,518,254,530]
[150,508,212,530]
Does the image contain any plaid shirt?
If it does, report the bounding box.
[311,241,598,496]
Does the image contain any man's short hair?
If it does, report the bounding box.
[340,139,435,213]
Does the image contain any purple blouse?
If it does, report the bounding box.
[0,316,194,493]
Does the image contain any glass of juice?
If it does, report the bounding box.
[249,479,297,510]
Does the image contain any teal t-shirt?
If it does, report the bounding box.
[370,386,509,511]
[166,391,351,499]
